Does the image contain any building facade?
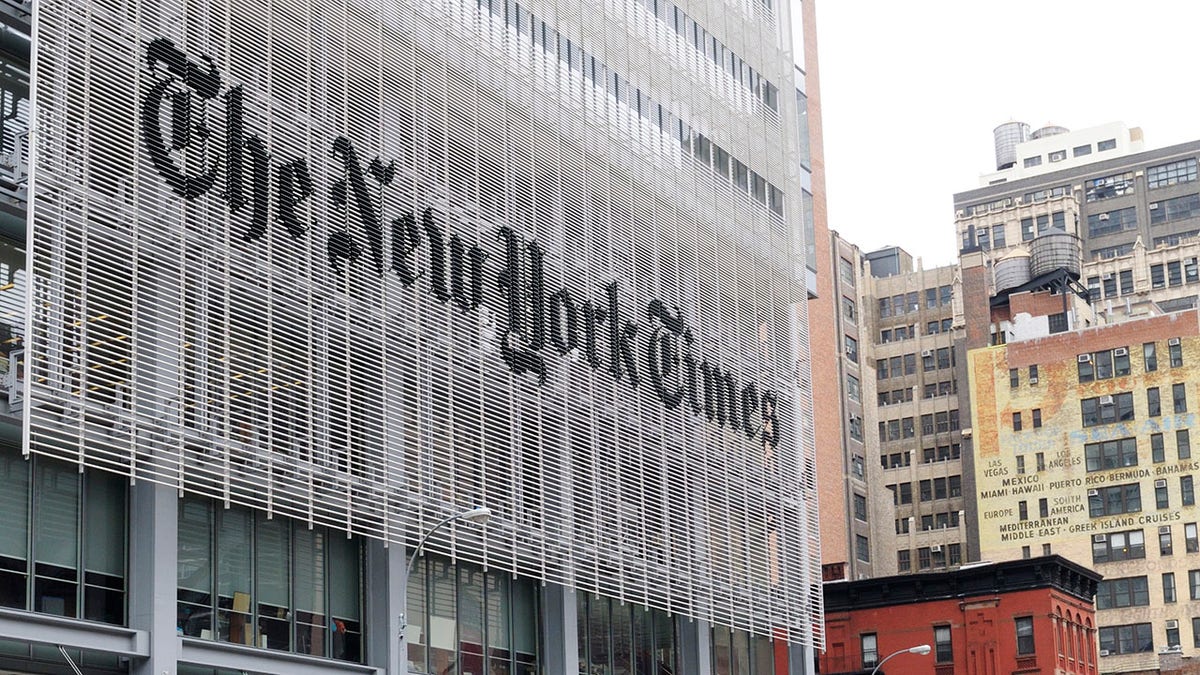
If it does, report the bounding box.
[0,0,822,672]
[821,556,1101,675]
[952,125,1200,672]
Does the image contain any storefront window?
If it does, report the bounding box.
[713,626,777,674]
[0,448,126,624]
[176,497,362,661]
[578,593,674,674]
[409,555,539,674]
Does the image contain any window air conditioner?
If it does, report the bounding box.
[930,544,942,553]
[1098,213,1111,220]
[922,349,933,357]
[1093,533,1107,543]
[1078,353,1092,363]
[1114,347,1128,357]
[1029,376,1038,384]
[1161,525,1173,534]
[1167,619,1179,630]
[1150,203,1160,210]
[1099,395,1114,405]
[1169,337,1182,346]
[1100,650,1110,657]
[1155,479,1168,488]
[1087,489,1100,497]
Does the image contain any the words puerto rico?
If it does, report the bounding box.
[138,38,784,449]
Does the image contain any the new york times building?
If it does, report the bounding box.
[0,0,819,671]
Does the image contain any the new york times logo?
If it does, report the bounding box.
[138,38,782,448]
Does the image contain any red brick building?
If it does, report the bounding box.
[820,556,1100,674]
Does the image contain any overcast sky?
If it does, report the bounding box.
[812,1,1200,268]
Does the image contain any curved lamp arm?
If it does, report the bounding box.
[400,507,491,638]
[870,644,932,675]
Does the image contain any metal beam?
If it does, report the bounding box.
[0,607,148,656]
[181,638,384,675]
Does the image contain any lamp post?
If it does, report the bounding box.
[400,507,492,640]
[870,644,931,675]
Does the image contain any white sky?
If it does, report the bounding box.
[811,0,1200,268]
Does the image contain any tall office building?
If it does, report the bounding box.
[0,0,822,672]
[953,123,1200,670]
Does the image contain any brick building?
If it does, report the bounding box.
[821,556,1100,675]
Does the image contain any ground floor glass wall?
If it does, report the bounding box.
[176,496,363,662]
[0,445,126,625]
[576,593,677,674]
[406,554,540,674]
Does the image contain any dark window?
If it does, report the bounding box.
[1088,484,1142,517]
[1170,339,1183,367]
[1158,482,1170,509]
[1015,617,1034,655]
[1039,498,1048,518]
[1097,138,1117,151]
[1145,343,1158,371]
[1150,193,1200,225]
[1096,576,1151,609]
[1023,156,1042,168]
[855,535,869,562]
[1029,365,1039,382]
[1180,430,1192,459]
[1184,476,1195,507]
[1163,572,1176,602]
[1009,368,1019,388]
[1153,433,1166,463]
[1148,387,1161,416]
[1087,207,1137,237]
[1161,528,1174,555]
[1048,312,1068,333]
[1174,383,1188,412]
[1018,501,1028,521]
[934,626,952,663]
[1032,409,1042,428]
[1081,392,1135,427]
[844,335,858,363]
[1021,217,1034,241]
[1012,412,1022,431]
[1073,144,1092,157]
[1099,623,1152,655]
[1188,523,1199,553]
[853,494,867,521]
[897,551,910,573]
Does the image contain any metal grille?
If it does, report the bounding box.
[27,0,821,645]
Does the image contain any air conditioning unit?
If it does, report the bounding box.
[1150,202,1160,210]
[1088,489,1100,497]
[1093,533,1107,543]
[1099,395,1114,405]
[930,544,942,553]
[1103,273,1114,281]
[1029,376,1039,384]
[922,349,933,357]
[1100,650,1110,657]
[1169,337,1182,346]
[961,427,973,438]
[1098,213,1111,221]
[1156,479,1168,488]
[1167,619,1179,630]
[1161,525,1173,534]
[1078,353,1092,363]
[1114,347,1129,357]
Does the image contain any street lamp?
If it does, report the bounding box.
[870,644,931,675]
[400,507,492,639]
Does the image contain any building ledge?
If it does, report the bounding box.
[0,607,148,656]
[181,637,383,675]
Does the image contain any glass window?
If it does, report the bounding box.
[1184,476,1195,507]
[1175,383,1188,412]
[1149,193,1200,225]
[0,451,128,625]
[1161,528,1174,555]
[1098,138,1117,151]
[934,625,952,662]
[1145,342,1158,371]
[1096,576,1150,609]
[1148,387,1161,416]
[1153,433,1166,463]
[1180,430,1192,459]
[855,535,869,562]
[178,498,363,663]
[1073,144,1092,157]
[1015,617,1034,655]
[1147,158,1198,189]
[1087,207,1138,237]
[1099,623,1152,655]
[861,633,878,668]
[1170,339,1183,367]
[1093,530,1145,563]
[1023,156,1042,168]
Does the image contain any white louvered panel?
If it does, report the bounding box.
[27,0,821,647]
